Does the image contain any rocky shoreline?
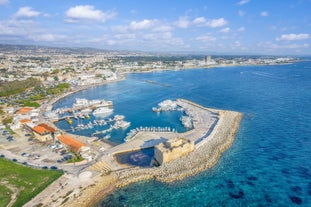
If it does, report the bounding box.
[26,71,242,207]
[74,110,242,207]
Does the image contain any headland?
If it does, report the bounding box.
[24,98,242,207]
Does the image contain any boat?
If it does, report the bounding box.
[152,107,161,112]
[80,108,92,114]
[92,107,113,117]
[103,135,111,139]
[114,120,130,129]
[114,115,125,121]
[66,117,73,125]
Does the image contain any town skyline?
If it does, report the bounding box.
[0,0,310,55]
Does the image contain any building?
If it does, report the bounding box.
[23,122,55,142]
[154,137,194,165]
[32,125,52,142]
[15,107,33,115]
[56,134,86,153]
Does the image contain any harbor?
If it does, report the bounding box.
[25,97,242,207]
[67,101,243,207]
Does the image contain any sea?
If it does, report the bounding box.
[53,60,311,206]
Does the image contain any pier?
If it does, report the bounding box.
[94,99,220,171]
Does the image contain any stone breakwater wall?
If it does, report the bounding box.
[115,110,242,186]
[83,110,241,207]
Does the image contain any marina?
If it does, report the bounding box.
[45,98,113,122]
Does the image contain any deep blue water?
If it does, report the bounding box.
[54,61,311,206]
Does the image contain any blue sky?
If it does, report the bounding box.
[0,0,310,55]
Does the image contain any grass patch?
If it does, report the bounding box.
[0,185,13,207]
[0,158,63,207]
[67,153,84,163]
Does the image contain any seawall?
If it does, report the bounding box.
[78,109,242,207]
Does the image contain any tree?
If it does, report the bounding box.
[2,116,13,125]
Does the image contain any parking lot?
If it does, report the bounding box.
[0,129,69,167]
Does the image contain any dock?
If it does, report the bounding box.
[94,99,220,171]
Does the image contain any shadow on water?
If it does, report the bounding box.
[115,148,155,167]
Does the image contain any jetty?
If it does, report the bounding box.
[25,98,242,207]
[90,99,229,171]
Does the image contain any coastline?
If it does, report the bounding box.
[27,66,245,207]
[44,60,298,112]
[65,109,242,207]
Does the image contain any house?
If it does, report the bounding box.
[32,125,52,142]
[56,134,86,153]
[16,107,33,115]
[23,122,55,142]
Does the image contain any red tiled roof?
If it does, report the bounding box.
[38,123,56,133]
[32,126,48,135]
[57,134,86,152]
[20,119,32,123]
[16,107,33,114]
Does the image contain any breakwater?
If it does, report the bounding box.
[115,110,242,185]
[79,109,242,207]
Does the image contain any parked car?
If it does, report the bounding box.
[21,152,28,157]
[50,166,58,170]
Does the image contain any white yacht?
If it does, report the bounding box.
[93,107,113,117]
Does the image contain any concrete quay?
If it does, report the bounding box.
[25,99,242,207]
[93,98,219,171]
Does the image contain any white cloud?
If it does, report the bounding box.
[15,7,40,18]
[232,41,241,47]
[238,10,245,17]
[276,33,310,41]
[27,34,66,42]
[175,16,190,28]
[0,19,36,35]
[220,27,230,33]
[285,43,309,49]
[196,35,216,42]
[129,19,156,30]
[238,0,250,5]
[237,27,245,32]
[114,33,136,40]
[152,25,173,32]
[143,32,172,41]
[65,5,116,22]
[193,17,206,24]
[111,25,128,33]
[206,18,227,28]
[260,11,269,17]
[0,0,8,5]
[257,41,309,50]
[112,19,171,34]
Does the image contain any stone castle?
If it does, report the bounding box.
[154,137,195,165]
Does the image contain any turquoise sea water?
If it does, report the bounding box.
[54,61,311,206]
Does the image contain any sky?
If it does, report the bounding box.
[0,0,310,55]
